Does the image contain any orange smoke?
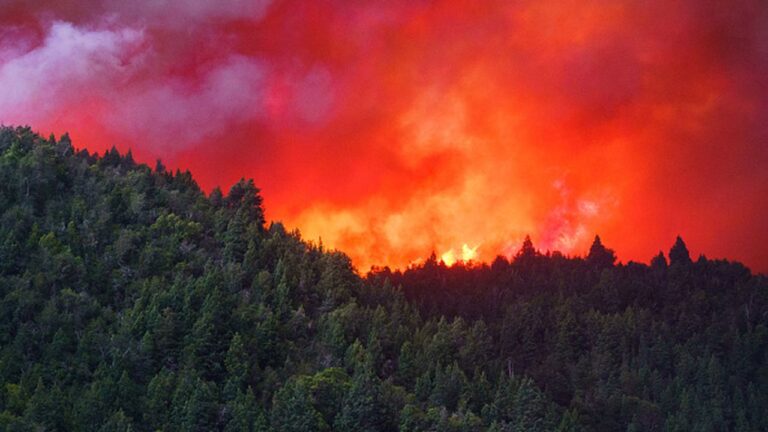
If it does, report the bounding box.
[1,0,767,272]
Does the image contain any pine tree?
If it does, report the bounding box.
[224,333,249,399]
[271,379,326,432]
[669,236,691,266]
[334,367,388,432]
[98,410,134,432]
[587,236,616,269]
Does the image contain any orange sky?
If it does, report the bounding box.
[1,0,767,272]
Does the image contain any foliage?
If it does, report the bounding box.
[0,126,766,431]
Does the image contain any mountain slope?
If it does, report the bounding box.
[0,126,766,431]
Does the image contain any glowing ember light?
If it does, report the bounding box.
[462,244,479,262]
[440,244,479,267]
[441,249,457,266]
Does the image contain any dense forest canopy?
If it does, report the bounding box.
[0,126,766,431]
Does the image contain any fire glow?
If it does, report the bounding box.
[1,0,767,272]
[440,244,480,267]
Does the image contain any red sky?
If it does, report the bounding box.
[1,0,767,273]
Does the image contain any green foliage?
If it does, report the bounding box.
[271,378,326,432]
[334,366,388,432]
[0,127,766,431]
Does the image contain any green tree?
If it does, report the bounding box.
[334,367,388,432]
[271,378,326,432]
[224,333,249,399]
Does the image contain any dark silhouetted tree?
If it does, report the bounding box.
[669,236,691,266]
[587,235,616,269]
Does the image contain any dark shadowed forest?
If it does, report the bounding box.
[0,126,766,431]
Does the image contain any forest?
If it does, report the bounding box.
[0,126,766,431]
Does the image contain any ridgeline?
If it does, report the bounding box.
[0,126,766,431]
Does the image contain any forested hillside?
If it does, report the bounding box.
[0,126,766,431]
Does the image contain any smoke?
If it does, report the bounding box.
[104,55,266,151]
[0,21,143,123]
[1,0,767,272]
[0,0,272,25]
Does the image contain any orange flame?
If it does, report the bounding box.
[440,243,479,266]
[2,0,767,272]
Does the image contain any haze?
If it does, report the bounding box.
[1,0,767,272]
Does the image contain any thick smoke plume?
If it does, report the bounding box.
[1,0,767,272]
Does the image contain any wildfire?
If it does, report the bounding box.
[2,0,766,272]
[441,243,479,266]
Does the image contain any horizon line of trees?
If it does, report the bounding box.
[0,125,765,431]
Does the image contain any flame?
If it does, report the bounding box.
[2,0,767,272]
[440,250,457,266]
[462,243,479,262]
[441,243,479,267]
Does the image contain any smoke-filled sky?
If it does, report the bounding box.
[2,0,767,272]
